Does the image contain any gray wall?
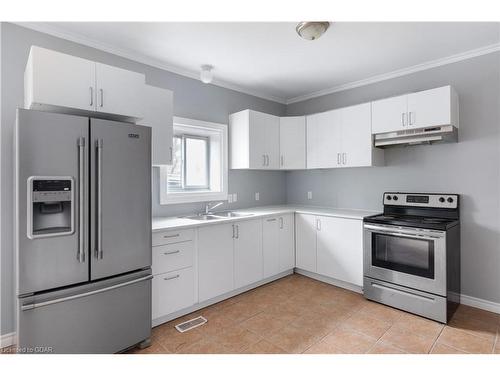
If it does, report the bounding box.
[0,22,286,335]
[286,52,500,304]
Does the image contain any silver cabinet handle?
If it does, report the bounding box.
[402,112,406,126]
[235,224,239,239]
[342,152,346,165]
[267,218,277,222]
[316,219,321,231]
[163,250,180,255]
[409,111,414,125]
[77,137,86,263]
[169,146,173,164]
[232,224,235,239]
[337,153,341,165]
[99,89,104,107]
[262,155,266,166]
[95,139,103,260]
[89,87,93,107]
[163,233,180,239]
[164,274,180,281]
[280,155,284,167]
[21,274,153,311]
[265,155,269,166]
[279,217,283,229]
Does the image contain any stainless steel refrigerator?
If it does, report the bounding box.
[15,109,152,354]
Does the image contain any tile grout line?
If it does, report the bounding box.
[427,323,446,353]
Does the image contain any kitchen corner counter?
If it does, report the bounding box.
[152,205,380,232]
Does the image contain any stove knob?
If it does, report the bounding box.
[386,195,392,200]
[439,197,445,203]
[393,195,398,201]
[447,197,454,203]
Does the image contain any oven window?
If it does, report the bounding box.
[372,233,435,279]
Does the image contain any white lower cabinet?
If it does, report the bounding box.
[316,217,363,286]
[234,219,263,288]
[198,224,235,302]
[152,268,195,320]
[263,214,295,278]
[295,213,363,287]
[295,214,318,272]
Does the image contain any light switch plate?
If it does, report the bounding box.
[255,192,260,201]
[307,191,313,200]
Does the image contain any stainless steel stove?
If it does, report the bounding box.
[363,192,460,323]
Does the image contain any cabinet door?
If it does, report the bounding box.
[341,103,373,167]
[295,214,317,272]
[407,86,452,130]
[371,94,408,134]
[95,62,145,119]
[234,219,263,288]
[198,224,234,302]
[26,46,95,112]
[152,267,195,320]
[249,111,279,169]
[306,109,342,169]
[137,85,173,165]
[263,217,280,278]
[279,116,306,169]
[278,214,295,272]
[316,217,363,286]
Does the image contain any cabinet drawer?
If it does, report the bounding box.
[153,228,194,246]
[152,268,195,320]
[152,241,194,275]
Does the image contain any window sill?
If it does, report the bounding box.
[160,191,228,205]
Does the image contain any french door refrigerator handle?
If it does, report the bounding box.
[21,275,154,311]
[77,137,86,263]
[95,139,103,259]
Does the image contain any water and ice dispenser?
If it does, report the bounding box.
[27,177,74,239]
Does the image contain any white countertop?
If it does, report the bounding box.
[152,205,380,232]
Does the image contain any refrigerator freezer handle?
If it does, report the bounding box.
[77,137,86,263]
[95,139,103,260]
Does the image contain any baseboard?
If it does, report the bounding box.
[294,268,363,294]
[460,293,500,314]
[1,332,16,349]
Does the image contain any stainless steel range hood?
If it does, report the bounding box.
[374,125,458,148]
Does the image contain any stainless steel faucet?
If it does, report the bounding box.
[204,201,224,215]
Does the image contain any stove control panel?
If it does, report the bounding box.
[384,193,458,209]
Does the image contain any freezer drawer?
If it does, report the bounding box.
[18,271,152,353]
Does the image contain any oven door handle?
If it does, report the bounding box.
[370,281,436,302]
[364,225,443,240]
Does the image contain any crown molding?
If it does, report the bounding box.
[13,22,287,104]
[285,42,500,104]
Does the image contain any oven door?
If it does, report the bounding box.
[363,223,447,296]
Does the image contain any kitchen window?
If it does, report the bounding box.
[160,117,228,204]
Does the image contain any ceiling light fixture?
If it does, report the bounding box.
[200,64,214,84]
[296,21,330,41]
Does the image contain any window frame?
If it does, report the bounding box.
[182,134,210,190]
[159,117,228,205]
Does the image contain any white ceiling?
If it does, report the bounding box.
[25,22,500,103]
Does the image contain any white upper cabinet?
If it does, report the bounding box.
[307,104,383,169]
[25,46,96,112]
[407,86,458,129]
[94,62,145,119]
[137,85,174,165]
[279,116,306,169]
[229,109,280,169]
[371,94,408,134]
[25,46,145,120]
[306,109,342,169]
[372,86,458,134]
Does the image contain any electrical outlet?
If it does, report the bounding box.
[307,191,313,200]
[227,194,233,203]
[233,193,237,202]
[255,192,260,201]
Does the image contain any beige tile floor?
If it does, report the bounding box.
[128,274,500,354]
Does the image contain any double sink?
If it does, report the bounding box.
[184,211,254,221]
